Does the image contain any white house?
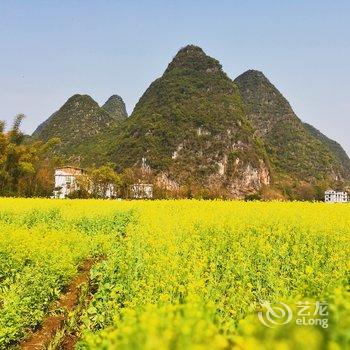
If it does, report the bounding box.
[52,166,117,199]
[53,167,83,199]
[324,190,348,203]
[94,183,117,199]
[130,183,153,199]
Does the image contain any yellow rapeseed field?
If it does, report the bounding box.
[0,198,349,349]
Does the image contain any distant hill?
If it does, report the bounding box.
[303,123,350,175]
[234,70,349,182]
[32,94,125,166]
[109,45,270,197]
[102,94,128,122]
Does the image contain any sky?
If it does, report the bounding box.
[1,0,349,154]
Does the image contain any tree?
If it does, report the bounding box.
[90,164,122,198]
[68,174,92,199]
[0,115,60,197]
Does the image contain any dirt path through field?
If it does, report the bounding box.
[20,259,95,350]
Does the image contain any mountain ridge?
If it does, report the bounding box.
[234,69,349,182]
[109,45,271,197]
[102,94,128,121]
[32,94,125,166]
[30,45,350,198]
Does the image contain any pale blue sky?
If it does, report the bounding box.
[1,1,349,154]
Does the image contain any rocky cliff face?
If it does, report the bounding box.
[234,70,349,182]
[110,45,270,198]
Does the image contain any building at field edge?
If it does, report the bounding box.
[324,190,348,203]
[129,183,153,199]
[53,166,84,199]
[52,166,117,199]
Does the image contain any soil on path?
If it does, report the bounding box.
[20,259,95,350]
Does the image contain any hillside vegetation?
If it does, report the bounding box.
[29,45,350,199]
[110,45,270,198]
[32,94,126,167]
[234,70,350,182]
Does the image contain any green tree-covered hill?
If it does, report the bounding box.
[102,94,128,122]
[109,45,271,197]
[30,46,350,198]
[234,70,349,182]
[32,94,126,166]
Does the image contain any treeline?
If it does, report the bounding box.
[0,115,60,197]
[68,164,154,199]
[0,115,150,199]
[1,115,346,200]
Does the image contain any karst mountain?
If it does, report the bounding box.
[32,94,127,166]
[110,45,271,197]
[234,70,350,182]
[32,45,350,198]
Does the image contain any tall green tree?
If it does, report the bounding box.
[90,163,122,198]
[0,115,60,197]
